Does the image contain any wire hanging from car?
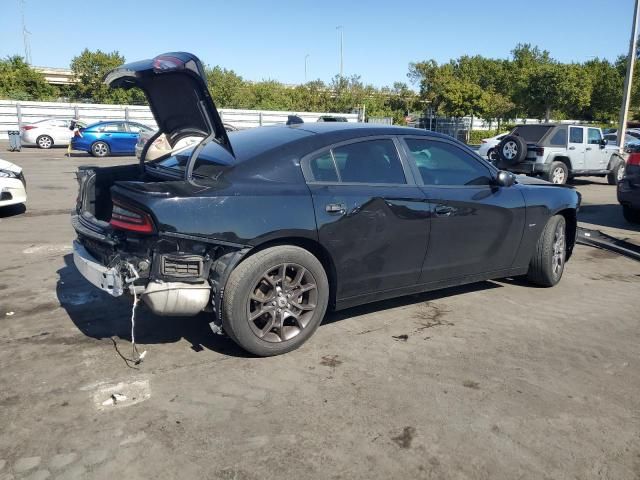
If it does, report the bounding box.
[125,263,147,365]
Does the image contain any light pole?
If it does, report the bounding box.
[304,54,310,83]
[336,25,344,77]
[618,0,640,152]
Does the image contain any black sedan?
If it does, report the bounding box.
[618,146,640,224]
[71,52,581,356]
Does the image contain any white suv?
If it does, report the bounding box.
[495,124,624,185]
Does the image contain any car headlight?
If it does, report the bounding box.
[0,169,17,178]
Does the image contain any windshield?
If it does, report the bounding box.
[511,125,553,143]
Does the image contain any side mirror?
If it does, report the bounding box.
[495,170,516,187]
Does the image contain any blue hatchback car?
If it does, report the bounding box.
[71,121,153,157]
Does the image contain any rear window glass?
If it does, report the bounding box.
[151,144,235,178]
[147,126,310,178]
[548,127,567,146]
[511,125,553,143]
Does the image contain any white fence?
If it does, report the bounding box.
[0,100,359,139]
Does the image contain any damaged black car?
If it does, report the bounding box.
[72,52,581,356]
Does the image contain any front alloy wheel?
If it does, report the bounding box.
[527,215,567,287]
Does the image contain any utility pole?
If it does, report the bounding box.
[304,54,310,83]
[19,0,32,64]
[336,26,344,77]
[618,0,640,152]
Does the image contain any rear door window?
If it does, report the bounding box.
[100,122,126,132]
[569,127,584,144]
[332,139,406,184]
[309,152,338,182]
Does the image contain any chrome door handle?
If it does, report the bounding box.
[325,203,346,214]
[434,205,455,217]
[568,146,575,150]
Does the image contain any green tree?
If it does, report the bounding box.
[0,56,57,101]
[70,49,144,104]
[206,66,249,108]
[582,59,622,122]
[524,63,591,121]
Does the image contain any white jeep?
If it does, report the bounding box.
[495,123,625,185]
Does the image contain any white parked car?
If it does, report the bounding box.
[477,132,508,160]
[20,118,80,149]
[0,159,27,209]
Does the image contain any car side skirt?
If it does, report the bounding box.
[334,267,529,311]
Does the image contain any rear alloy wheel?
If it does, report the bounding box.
[36,135,53,149]
[222,246,329,356]
[91,141,110,157]
[527,215,566,287]
[547,161,569,185]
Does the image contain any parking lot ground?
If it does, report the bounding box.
[1,145,639,479]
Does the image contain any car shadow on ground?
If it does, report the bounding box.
[578,203,640,233]
[0,203,27,218]
[58,253,505,357]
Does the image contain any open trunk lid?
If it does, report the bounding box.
[104,52,232,156]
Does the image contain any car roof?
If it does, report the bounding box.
[292,122,429,136]
[196,123,452,165]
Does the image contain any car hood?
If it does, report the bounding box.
[104,52,232,156]
[0,159,22,175]
[516,174,576,189]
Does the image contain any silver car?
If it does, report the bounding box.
[20,118,82,149]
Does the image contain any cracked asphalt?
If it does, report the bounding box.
[0,145,639,480]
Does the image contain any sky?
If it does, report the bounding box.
[0,0,635,88]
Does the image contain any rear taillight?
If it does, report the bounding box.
[110,199,155,234]
[536,147,545,156]
[21,125,36,131]
[628,153,640,166]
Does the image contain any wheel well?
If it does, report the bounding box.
[557,208,577,260]
[607,153,624,169]
[37,134,53,143]
[241,237,338,309]
[551,156,572,171]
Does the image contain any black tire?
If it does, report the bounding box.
[622,205,640,224]
[607,160,625,185]
[545,161,569,185]
[487,148,498,164]
[36,135,53,149]
[527,215,567,287]
[91,141,110,157]
[222,245,329,356]
[497,135,528,165]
